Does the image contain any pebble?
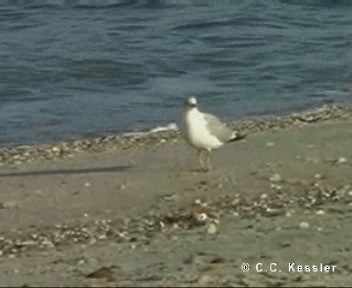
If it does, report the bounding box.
[89,238,97,245]
[2,201,19,209]
[271,184,282,190]
[86,266,114,282]
[299,222,310,229]
[119,183,128,190]
[314,174,323,179]
[34,189,44,195]
[206,223,218,235]
[41,239,55,248]
[266,142,275,147]
[305,157,320,163]
[265,208,284,217]
[337,157,347,165]
[194,199,203,205]
[77,259,86,265]
[84,182,91,187]
[315,210,325,215]
[270,173,282,183]
[195,213,208,222]
[197,274,215,285]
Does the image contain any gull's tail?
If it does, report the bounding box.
[228,130,247,142]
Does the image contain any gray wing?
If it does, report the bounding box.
[203,113,234,143]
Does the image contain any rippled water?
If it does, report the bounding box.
[0,0,351,147]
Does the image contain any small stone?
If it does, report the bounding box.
[206,223,218,235]
[194,199,202,205]
[337,157,347,164]
[89,238,97,245]
[119,183,128,190]
[299,222,310,229]
[315,210,325,215]
[52,146,60,152]
[2,201,19,209]
[266,142,275,147]
[265,208,284,217]
[86,266,114,282]
[195,213,208,222]
[34,189,44,195]
[77,259,86,265]
[197,274,215,285]
[97,234,107,240]
[305,157,319,164]
[271,184,282,190]
[314,174,323,179]
[41,239,55,248]
[270,173,282,183]
[18,240,36,246]
[84,182,91,187]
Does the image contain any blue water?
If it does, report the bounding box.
[1,0,352,147]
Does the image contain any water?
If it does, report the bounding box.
[1,0,352,147]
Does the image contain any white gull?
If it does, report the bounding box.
[180,96,245,171]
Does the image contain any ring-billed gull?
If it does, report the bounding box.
[180,96,245,171]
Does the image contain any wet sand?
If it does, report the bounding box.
[0,110,351,287]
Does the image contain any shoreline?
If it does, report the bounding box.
[1,103,352,165]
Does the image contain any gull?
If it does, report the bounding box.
[180,96,245,171]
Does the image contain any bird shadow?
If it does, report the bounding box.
[0,165,133,178]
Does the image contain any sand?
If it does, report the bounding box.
[0,117,351,287]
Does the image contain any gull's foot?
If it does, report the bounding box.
[190,168,208,173]
[191,166,213,173]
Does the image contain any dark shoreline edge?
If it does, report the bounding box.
[1,103,352,165]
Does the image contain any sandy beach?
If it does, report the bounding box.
[0,106,351,287]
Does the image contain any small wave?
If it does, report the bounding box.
[122,122,178,138]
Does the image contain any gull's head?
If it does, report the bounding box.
[185,96,198,109]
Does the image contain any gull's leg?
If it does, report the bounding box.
[197,149,204,170]
[204,150,211,171]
